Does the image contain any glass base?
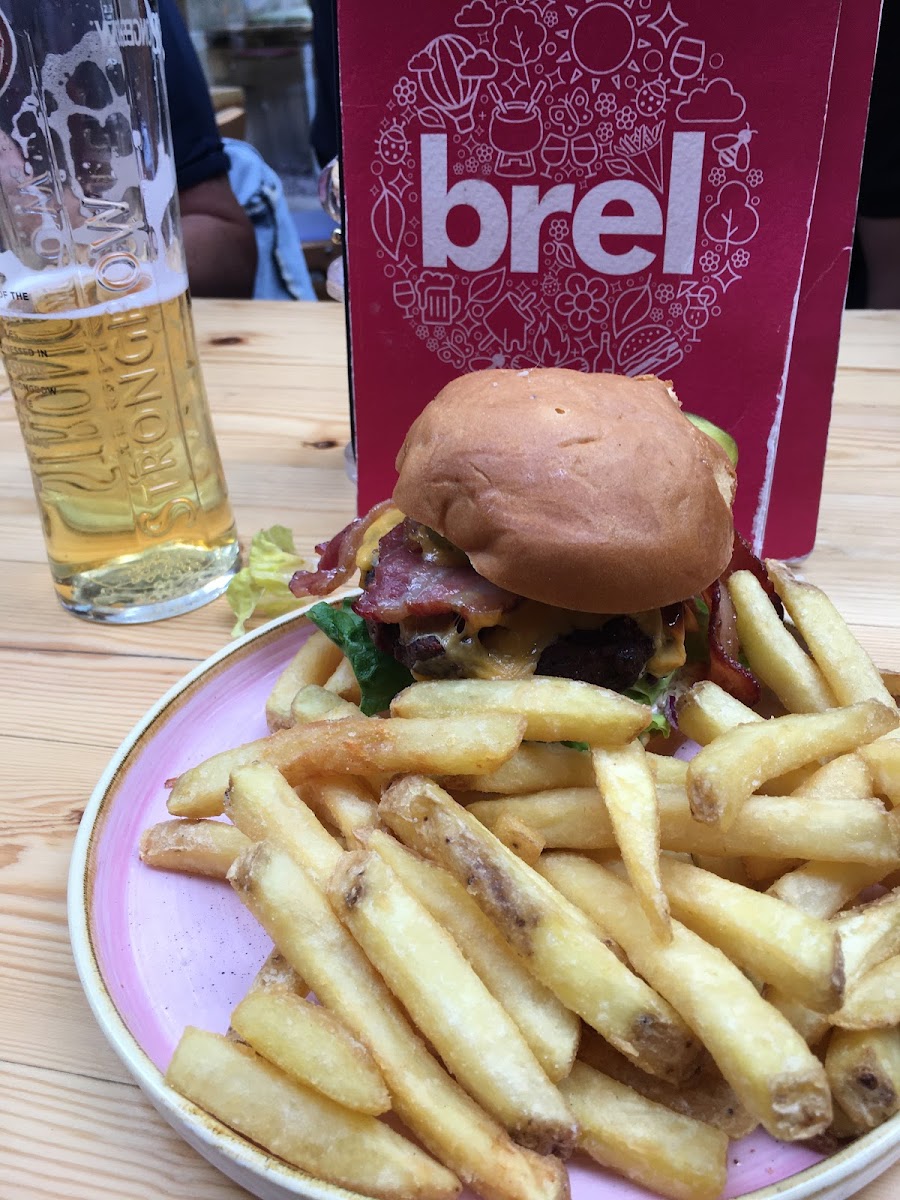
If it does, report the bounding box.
[56,539,241,624]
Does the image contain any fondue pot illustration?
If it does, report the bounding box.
[488,81,547,177]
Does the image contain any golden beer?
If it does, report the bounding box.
[4,287,239,620]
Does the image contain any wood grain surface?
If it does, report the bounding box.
[1,299,898,1199]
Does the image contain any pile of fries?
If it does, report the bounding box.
[141,562,900,1200]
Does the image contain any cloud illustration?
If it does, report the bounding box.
[456,0,492,27]
[409,48,436,72]
[676,78,746,124]
[459,48,497,79]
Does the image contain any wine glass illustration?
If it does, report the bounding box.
[683,288,715,340]
[670,36,705,95]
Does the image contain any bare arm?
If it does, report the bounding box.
[179,174,258,299]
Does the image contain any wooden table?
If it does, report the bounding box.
[1,299,898,1198]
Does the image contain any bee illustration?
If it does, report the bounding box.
[712,125,756,172]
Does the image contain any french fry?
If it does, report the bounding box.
[767,561,900,716]
[728,570,837,713]
[831,955,900,1030]
[559,1061,728,1200]
[646,753,688,785]
[379,776,701,1084]
[366,829,580,1082]
[675,681,761,746]
[792,752,873,799]
[290,684,362,724]
[755,751,873,889]
[391,677,650,744]
[139,818,249,879]
[762,988,830,1049]
[673,681,811,798]
[492,813,546,866]
[690,855,751,885]
[829,1098,868,1140]
[537,853,832,1141]
[861,741,900,805]
[825,1027,900,1128]
[329,850,579,1156]
[168,713,527,817]
[653,858,844,1013]
[166,1028,458,1200]
[835,889,900,983]
[593,741,670,941]
[230,988,391,1115]
[224,761,342,886]
[227,841,568,1200]
[468,786,900,867]
[266,630,345,730]
[324,655,362,704]
[767,861,887,920]
[741,855,801,887]
[686,700,899,828]
[299,774,379,846]
[756,744,873,880]
[578,1028,756,1138]
[468,789,611,849]
[441,742,594,794]
[247,948,304,995]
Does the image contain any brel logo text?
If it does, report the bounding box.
[421,131,705,276]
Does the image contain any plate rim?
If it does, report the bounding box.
[66,600,900,1200]
[67,598,366,1200]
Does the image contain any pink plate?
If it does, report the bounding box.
[68,602,900,1200]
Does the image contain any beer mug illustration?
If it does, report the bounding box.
[419,275,461,324]
[0,0,240,622]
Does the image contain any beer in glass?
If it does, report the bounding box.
[0,0,240,621]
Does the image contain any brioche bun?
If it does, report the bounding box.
[393,368,736,614]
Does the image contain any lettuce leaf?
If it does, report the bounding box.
[625,671,678,737]
[307,599,414,716]
[226,525,306,636]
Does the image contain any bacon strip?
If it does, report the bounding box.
[705,579,760,707]
[724,531,783,618]
[289,500,395,598]
[353,520,518,624]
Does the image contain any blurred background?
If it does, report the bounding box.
[174,0,897,309]
[177,0,340,298]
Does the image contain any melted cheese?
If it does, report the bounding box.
[633,609,688,676]
[355,508,405,573]
[414,601,686,681]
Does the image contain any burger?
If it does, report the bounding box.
[290,368,768,727]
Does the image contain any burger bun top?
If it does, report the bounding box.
[392,368,736,614]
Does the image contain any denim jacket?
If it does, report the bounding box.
[224,137,317,302]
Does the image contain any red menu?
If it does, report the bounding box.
[337,0,881,558]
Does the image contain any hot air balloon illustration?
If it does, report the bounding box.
[409,35,495,133]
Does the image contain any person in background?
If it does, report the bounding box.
[159,0,258,298]
[310,0,339,170]
[847,2,900,309]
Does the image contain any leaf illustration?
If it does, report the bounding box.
[605,157,633,178]
[419,105,446,131]
[468,266,507,307]
[613,279,653,338]
[371,187,405,260]
[556,243,576,269]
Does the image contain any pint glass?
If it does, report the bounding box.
[0,0,240,622]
